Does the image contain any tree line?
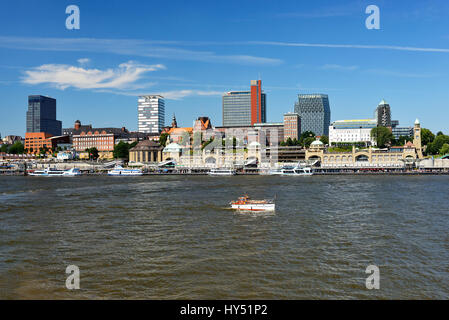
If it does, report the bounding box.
[371,127,449,156]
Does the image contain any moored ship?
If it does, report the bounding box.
[281,165,313,176]
[209,168,236,176]
[28,168,82,176]
[108,165,143,176]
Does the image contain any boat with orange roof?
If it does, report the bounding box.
[230,195,275,212]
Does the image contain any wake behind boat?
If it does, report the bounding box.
[108,165,143,176]
[230,195,275,212]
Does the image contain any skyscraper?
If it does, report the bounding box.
[222,80,266,126]
[26,95,62,136]
[294,94,331,136]
[138,95,165,134]
[374,99,392,127]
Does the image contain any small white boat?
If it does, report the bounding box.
[29,168,82,176]
[230,195,275,212]
[108,165,143,176]
[209,168,236,176]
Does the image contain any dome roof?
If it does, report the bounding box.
[130,140,162,152]
[379,99,388,105]
[415,118,420,125]
[163,143,182,153]
[310,140,324,146]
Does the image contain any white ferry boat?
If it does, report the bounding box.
[108,165,143,176]
[281,165,313,176]
[230,195,275,212]
[208,168,236,176]
[29,168,82,176]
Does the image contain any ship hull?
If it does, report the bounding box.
[231,203,275,211]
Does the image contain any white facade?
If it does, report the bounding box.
[138,95,165,134]
[329,127,374,144]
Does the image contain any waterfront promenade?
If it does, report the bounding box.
[2,159,449,176]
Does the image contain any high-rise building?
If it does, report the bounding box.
[375,99,392,127]
[138,95,165,134]
[294,94,331,136]
[283,112,301,142]
[26,95,62,136]
[222,80,266,126]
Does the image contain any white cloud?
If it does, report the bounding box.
[77,58,90,65]
[248,41,449,53]
[157,90,223,100]
[321,64,359,71]
[0,36,282,66]
[22,61,165,90]
[91,88,223,100]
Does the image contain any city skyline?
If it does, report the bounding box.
[1,0,449,136]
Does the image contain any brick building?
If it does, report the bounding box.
[24,132,53,153]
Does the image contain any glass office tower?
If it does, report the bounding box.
[26,95,62,136]
[222,80,266,126]
[294,94,331,136]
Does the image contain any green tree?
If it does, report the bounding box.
[38,146,49,157]
[303,137,315,148]
[0,144,8,153]
[320,135,329,145]
[8,141,25,154]
[421,128,435,146]
[85,147,99,160]
[440,143,449,156]
[393,135,412,146]
[299,131,315,146]
[427,134,449,155]
[113,141,133,159]
[286,137,293,146]
[159,133,169,147]
[437,131,444,136]
[371,127,394,148]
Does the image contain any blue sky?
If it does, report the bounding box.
[1,0,449,136]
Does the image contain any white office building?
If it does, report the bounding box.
[329,119,377,146]
[138,95,165,134]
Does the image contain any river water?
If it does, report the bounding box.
[0,175,448,299]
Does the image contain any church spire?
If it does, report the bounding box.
[171,113,178,128]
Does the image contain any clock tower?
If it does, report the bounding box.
[413,119,423,159]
